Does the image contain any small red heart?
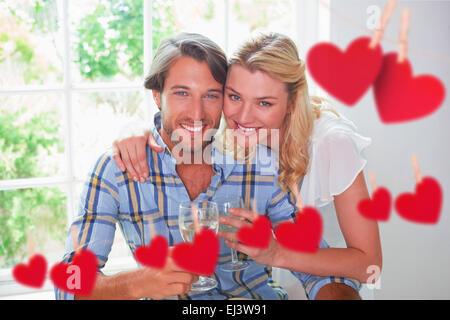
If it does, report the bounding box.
[306,37,383,106]
[12,254,47,288]
[50,249,98,297]
[134,235,168,269]
[358,187,392,221]
[395,177,442,224]
[237,216,272,249]
[275,207,323,253]
[172,228,219,276]
[374,53,445,123]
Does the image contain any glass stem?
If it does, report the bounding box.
[230,248,239,263]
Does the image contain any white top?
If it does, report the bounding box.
[300,109,372,209]
[273,108,373,299]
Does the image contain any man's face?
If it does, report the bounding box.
[154,56,223,157]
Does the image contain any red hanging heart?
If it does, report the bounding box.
[237,216,272,249]
[50,249,98,297]
[172,228,219,276]
[306,37,383,106]
[395,176,442,224]
[134,235,169,269]
[275,207,323,253]
[374,53,445,123]
[358,187,392,221]
[12,254,47,288]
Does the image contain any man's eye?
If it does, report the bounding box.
[205,94,219,99]
[229,94,240,101]
[175,91,188,96]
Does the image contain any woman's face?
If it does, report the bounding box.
[223,64,290,149]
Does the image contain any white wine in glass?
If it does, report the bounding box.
[217,197,250,272]
[181,220,218,242]
[179,200,219,292]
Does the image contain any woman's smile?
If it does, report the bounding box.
[233,120,262,136]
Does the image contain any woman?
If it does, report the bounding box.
[112,32,382,285]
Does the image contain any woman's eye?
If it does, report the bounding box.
[229,94,240,101]
[259,101,272,107]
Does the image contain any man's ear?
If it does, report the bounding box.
[152,90,161,110]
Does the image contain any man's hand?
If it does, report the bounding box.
[76,256,199,300]
[131,256,199,300]
[112,128,164,182]
[314,283,361,300]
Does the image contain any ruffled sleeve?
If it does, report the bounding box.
[300,110,372,208]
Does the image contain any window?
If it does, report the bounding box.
[0,0,330,298]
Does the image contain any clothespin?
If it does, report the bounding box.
[397,8,411,63]
[191,204,201,234]
[410,153,423,184]
[71,225,80,253]
[368,171,378,192]
[250,198,259,220]
[290,183,303,213]
[26,234,35,258]
[369,0,398,49]
[149,217,156,241]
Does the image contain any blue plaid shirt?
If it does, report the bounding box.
[55,112,360,300]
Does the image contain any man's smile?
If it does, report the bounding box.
[179,123,206,134]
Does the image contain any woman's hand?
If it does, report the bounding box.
[112,130,164,182]
[217,208,281,267]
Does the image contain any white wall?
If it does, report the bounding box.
[323,0,450,299]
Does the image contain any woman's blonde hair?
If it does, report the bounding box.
[219,32,337,193]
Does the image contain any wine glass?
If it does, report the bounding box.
[217,197,250,272]
[178,200,219,291]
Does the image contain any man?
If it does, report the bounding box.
[55,33,361,300]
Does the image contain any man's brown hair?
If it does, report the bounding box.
[144,33,228,92]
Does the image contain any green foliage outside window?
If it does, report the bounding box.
[76,0,177,80]
[0,108,66,268]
